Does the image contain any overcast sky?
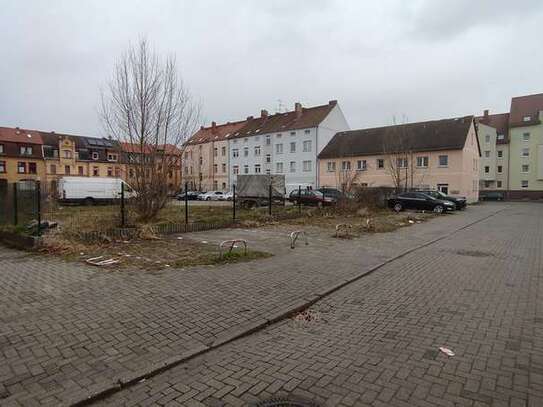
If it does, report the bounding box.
[1,0,542,137]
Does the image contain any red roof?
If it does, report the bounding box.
[477,112,510,144]
[186,120,247,145]
[509,93,543,127]
[0,127,44,145]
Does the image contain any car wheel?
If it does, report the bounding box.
[433,205,444,214]
[84,197,95,206]
[206,197,211,201]
[393,203,403,212]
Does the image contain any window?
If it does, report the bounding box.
[303,160,312,172]
[17,162,26,173]
[213,164,218,173]
[357,160,367,171]
[290,131,296,136]
[497,150,503,158]
[438,155,448,167]
[62,150,72,159]
[50,164,56,174]
[485,135,490,143]
[521,180,529,188]
[108,153,118,161]
[0,144,4,154]
[184,151,189,159]
[27,162,36,174]
[302,140,312,152]
[266,154,271,163]
[276,143,283,154]
[497,181,502,188]
[254,146,261,156]
[243,138,248,143]
[243,147,249,157]
[233,165,239,175]
[243,165,249,174]
[265,169,271,175]
[276,133,282,139]
[0,161,5,173]
[276,162,284,173]
[213,181,218,190]
[522,148,530,157]
[254,164,261,174]
[341,161,351,171]
[107,167,112,177]
[20,146,33,155]
[327,161,336,172]
[290,142,296,153]
[221,146,226,156]
[92,152,99,160]
[304,129,310,134]
[484,181,492,188]
[232,148,239,158]
[521,164,529,173]
[93,167,99,176]
[290,161,296,172]
[416,156,428,168]
[78,166,84,175]
[377,159,384,169]
[222,163,226,173]
[484,166,489,174]
[437,184,449,194]
[497,165,502,173]
[397,158,408,168]
[222,182,226,189]
[497,134,505,141]
[199,156,203,165]
[523,115,531,122]
[523,132,530,142]
[484,151,490,158]
[213,147,218,157]
[115,167,121,177]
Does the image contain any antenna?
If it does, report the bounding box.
[276,99,286,113]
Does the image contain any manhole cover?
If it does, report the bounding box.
[252,398,320,407]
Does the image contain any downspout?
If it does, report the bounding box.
[315,126,319,188]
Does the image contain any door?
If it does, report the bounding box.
[437,184,449,194]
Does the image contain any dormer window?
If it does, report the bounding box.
[20,146,32,155]
[497,134,505,141]
[0,144,4,154]
[523,115,531,122]
[107,153,118,162]
[92,152,99,160]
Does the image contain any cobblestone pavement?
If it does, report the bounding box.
[97,202,543,407]
[0,204,507,405]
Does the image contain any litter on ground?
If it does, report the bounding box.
[439,346,455,357]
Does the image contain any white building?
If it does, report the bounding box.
[228,101,349,193]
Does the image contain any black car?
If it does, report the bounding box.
[480,191,504,201]
[388,192,456,213]
[176,191,200,201]
[418,190,467,210]
[317,187,344,200]
[288,189,336,207]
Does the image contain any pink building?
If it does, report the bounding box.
[318,116,481,202]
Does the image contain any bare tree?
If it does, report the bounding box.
[101,39,200,220]
[335,161,360,193]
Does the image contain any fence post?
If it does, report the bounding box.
[184,181,188,224]
[298,185,302,214]
[13,183,18,226]
[268,183,272,216]
[120,182,125,227]
[232,184,236,222]
[36,181,41,236]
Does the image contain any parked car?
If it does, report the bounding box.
[288,189,336,207]
[198,191,224,201]
[417,190,467,210]
[388,192,456,213]
[480,191,504,201]
[317,187,344,200]
[176,191,200,201]
[219,191,233,201]
[57,176,136,205]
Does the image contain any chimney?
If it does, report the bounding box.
[328,100,337,106]
[294,102,302,118]
[261,109,268,118]
[200,125,204,130]
[211,121,216,128]
[247,115,254,121]
[483,109,489,118]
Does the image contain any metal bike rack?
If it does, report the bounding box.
[290,231,308,249]
[219,239,248,258]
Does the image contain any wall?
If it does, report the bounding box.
[478,123,497,188]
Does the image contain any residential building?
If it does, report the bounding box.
[228,101,349,192]
[183,120,246,191]
[318,116,481,202]
[0,127,46,190]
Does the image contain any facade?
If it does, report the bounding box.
[318,116,481,202]
[477,111,510,192]
[229,101,349,193]
[0,127,46,191]
[477,92,543,199]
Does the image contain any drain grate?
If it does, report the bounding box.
[252,398,320,407]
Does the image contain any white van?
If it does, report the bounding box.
[57,177,136,205]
